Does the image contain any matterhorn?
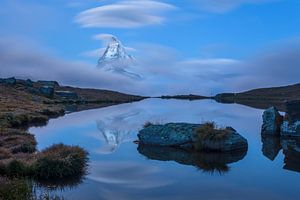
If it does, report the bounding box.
[97,36,141,79]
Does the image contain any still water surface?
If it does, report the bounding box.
[30,98,300,200]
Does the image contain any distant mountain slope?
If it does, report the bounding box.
[235,83,300,101]
[0,77,145,114]
[160,94,211,100]
[215,83,300,111]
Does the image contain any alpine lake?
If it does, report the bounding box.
[29,98,300,200]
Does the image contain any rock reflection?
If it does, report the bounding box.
[137,145,247,175]
[261,135,281,161]
[281,138,300,173]
[261,136,300,173]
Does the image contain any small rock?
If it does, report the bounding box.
[25,79,33,87]
[39,86,54,98]
[55,91,78,99]
[281,120,300,136]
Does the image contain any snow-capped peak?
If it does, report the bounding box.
[98,36,133,65]
[97,36,141,79]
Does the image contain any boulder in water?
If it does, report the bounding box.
[261,107,283,135]
[138,122,248,152]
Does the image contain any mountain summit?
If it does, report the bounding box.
[97,36,141,79]
[98,36,133,64]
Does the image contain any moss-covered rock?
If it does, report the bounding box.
[138,122,248,152]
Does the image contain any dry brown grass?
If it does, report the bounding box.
[142,120,163,128]
[143,121,153,128]
[0,147,12,159]
[195,122,231,141]
[0,80,140,180]
[34,144,88,179]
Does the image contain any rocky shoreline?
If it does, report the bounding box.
[0,77,145,179]
[260,102,300,172]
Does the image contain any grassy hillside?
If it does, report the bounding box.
[215,83,300,111]
[0,78,145,178]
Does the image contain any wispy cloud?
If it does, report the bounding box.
[1,37,299,96]
[80,48,107,58]
[0,38,137,93]
[75,0,177,28]
[232,38,300,90]
[81,33,136,58]
[93,33,116,43]
[191,0,278,13]
[81,47,136,58]
[182,58,240,65]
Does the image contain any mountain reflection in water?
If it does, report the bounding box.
[96,111,141,153]
[30,99,300,200]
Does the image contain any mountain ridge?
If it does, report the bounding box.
[97,36,141,79]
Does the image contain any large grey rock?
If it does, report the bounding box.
[262,107,283,135]
[138,123,248,152]
[261,106,300,137]
[39,86,54,98]
[138,123,199,147]
[37,80,59,87]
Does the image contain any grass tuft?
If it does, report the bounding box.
[6,160,31,177]
[34,143,89,179]
[195,122,231,141]
[0,178,33,200]
[0,147,12,159]
[143,121,153,128]
[143,120,163,128]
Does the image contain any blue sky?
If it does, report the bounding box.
[0,0,300,95]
